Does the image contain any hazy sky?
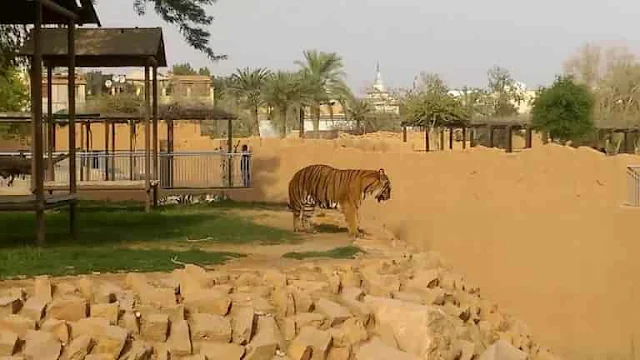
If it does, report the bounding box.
[94,0,640,94]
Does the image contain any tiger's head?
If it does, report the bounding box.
[374,168,392,203]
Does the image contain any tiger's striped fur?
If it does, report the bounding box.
[287,164,392,238]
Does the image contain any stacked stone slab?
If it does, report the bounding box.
[0,252,562,359]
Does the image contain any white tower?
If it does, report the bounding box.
[373,62,385,92]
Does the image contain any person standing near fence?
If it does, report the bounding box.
[240,144,251,187]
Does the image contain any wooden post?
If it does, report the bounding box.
[470,127,476,147]
[488,125,495,148]
[402,126,407,143]
[84,123,90,181]
[110,122,115,180]
[46,66,54,181]
[425,128,430,152]
[525,127,533,148]
[623,130,630,154]
[152,65,158,189]
[506,126,513,153]
[144,62,151,212]
[33,0,45,245]
[227,117,233,187]
[448,127,453,150]
[462,127,467,149]
[104,121,109,181]
[67,19,78,241]
[129,120,134,180]
[439,128,444,150]
[299,108,305,139]
[168,120,174,188]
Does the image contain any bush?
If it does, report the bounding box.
[531,75,595,144]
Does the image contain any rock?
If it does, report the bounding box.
[404,269,440,292]
[355,338,421,360]
[245,316,285,360]
[190,313,231,342]
[364,296,457,358]
[116,291,135,312]
[138,304,184,324]
[90,303,119,325]
[84,355,113,360]
[20,297,47,322]
[0,330,18,356]
[125,273,151,294]
[119,312,139,336]
[119,340,152,360]
[290,289,313,313]
[24,330,61,360]
[92,325,130,359]
[46,297,88,322]
[183,290,231,316]
[439,272,465,292]
[338,267,362,288]
[457,340,476,360]
[314,299,351,327]
[140,313,169,342]
[54,282,79,298]
[199,342,245,360]
[329,318,368,348]
[40,319,70,344]
[76,277,94,302]
[69,318,115,346]
[478,339,527,360]
[231,307,256,345]
[138,287,176,309]
[391,292,422,305]
[327,347,350,360]
[34,276,53,303]
[420,288,446,306]
[234,272,263,287]
[361,271,400,297]
[340,288,364,302]
[288,281,331,300]
[173,268,210,301]
[282,318,297,342]
[327,274,341,295]
[0,297,22,317]
[273,291,296,318]
[294,313,326,331]
[0,289,26,302]
[60,334,93,360]
[93,283,120,304]
[152,343,169,360]
[0,315,36,338]
[288,327,332,360]
[339,290,371,327]
[184,264,214,287]
[167,320,192,357]
[263,270,287,290]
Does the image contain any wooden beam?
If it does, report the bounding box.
[402,126,407,143]
[144,62,151,212]
[448,128,453,150]
[129,120,134,181]
[425,128,430,152]
[110,122,115,180]
[470,128,476,147]
[525,127,533,148]
[47,66,54,181]
[488,125,495,148]
[506,126,513,153]
[152,65,159,192]
[41,0,80,21]
[439,128,444,150]
[67,19,77,241]
[462,127,466,149]
[33,0,46,246]
[104,120,109,181]
[227,116,233,187]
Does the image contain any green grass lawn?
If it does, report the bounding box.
[0,200,297,279]
[282,246,364,260]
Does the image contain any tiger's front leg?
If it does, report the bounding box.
[340,202,361,240]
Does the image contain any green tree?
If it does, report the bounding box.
[487,65,522,117]
[531,75,595,144]
[0,66,29,139]
[198,67,211,76]
[295,50,349,131]
[401,73,467,128]
[227,67,271,136]
[346,98,373,133]
[262,71,309,138]
[172,63,197,75]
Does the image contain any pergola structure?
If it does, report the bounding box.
[401,119,534,153]
[19,27,167,211]
[0,0,100,245]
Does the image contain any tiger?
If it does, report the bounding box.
[287,164,392,239]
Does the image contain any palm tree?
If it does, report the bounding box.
[347,98,373,134]
[295,50,349,132]
[227,67,271,135]
[262,71,309,138]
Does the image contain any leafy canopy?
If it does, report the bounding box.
[531,75,595,143]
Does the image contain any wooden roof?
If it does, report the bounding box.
[19,27,167,67]
[0,0,100,25]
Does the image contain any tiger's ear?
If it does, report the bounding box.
[378,168,385,176]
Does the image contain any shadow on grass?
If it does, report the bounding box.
[282,246,364,260]
[312,224,348,234]
[0,201,298,248]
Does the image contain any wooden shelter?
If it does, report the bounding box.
[0,0,100,245]
[19,27,167,212]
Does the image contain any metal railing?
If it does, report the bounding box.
[0,151,252,189]
[627,165,640,207]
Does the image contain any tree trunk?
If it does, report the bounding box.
[253,107,260,137]
[313,103,321,132]
[299,107,305,139]
[281,108,288,138]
